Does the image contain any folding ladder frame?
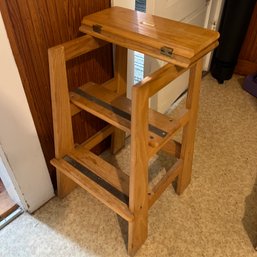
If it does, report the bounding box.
[49,7,219,256]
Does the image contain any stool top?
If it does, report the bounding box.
[80,7,219,67]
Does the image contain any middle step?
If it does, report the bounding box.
[70,82,189,157]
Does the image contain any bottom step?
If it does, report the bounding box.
[51,149,134,222]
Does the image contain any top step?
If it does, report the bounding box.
[80,7,219,67]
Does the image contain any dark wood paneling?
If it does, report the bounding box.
[235,3,257,75]
[0,0,112,185]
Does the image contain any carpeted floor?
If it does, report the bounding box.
[1,74,257,257]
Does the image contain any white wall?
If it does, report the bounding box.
[146,0,209,113]
[0,12,54,212]
[111,0,135,9]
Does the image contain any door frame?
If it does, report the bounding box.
[0,13,54,212]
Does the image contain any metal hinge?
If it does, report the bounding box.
[92,24,102,33]
[160,46,173,57]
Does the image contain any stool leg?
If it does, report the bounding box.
[111,46,127,154]
[128,86,149,256]
[111,129,126,154]
[177,59,203,195]
[49,46,76,197]
[57,171,76,198]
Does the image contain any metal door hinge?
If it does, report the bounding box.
[92,24,102,33]
[160,46,173,57]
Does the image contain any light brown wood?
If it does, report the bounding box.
[48,7,219,256]
[70,82,188,147]
[161,140,181,158]
[48,36,113,188]
[115,45,128,95]
[81,125,114,150]
[48,46,76,197]
[148,108,190,158]
[51,158,133,222]
[70,146,129,195]
[80,7,219,67]
[70,103,82,116]
[62,35,108,61]
[148,159,183,208]
[128,85,149,256]
[111,45,127,154]
[102,78,117,91]
[136,63,187,97]
[70,90,131,133]
[111,92,181,135]
[81,23,218,68]
[80,82,117,102]
[111,129,126,154]
[177,59,203,195]
[190,41,219,65]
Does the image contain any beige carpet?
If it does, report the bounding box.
[1,74,257,257]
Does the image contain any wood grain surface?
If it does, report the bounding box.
[80,7,219,67]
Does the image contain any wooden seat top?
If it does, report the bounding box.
[80,7,219,67]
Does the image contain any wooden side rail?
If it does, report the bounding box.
[135,63,187,97]
[49,46,77,197]
[129,83,149,254]
[49,35,108,62]
[48,35,112,198]
[81,125,114,150]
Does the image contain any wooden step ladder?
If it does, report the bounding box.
[49,7,219,256]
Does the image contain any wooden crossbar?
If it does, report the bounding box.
[148,159,183,208]
[50,35,108,61]
[81,125,114,150]
[135,63,187,97]
[161,140,181,158]
[70,103,82,116]
[148,109,190,158]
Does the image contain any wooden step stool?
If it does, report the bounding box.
[49,7,219,256]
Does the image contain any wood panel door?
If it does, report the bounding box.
[0,0,113,186]
[235,3,257,75]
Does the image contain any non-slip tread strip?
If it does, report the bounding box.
[63,155,129,204]
[73,88,167,138]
